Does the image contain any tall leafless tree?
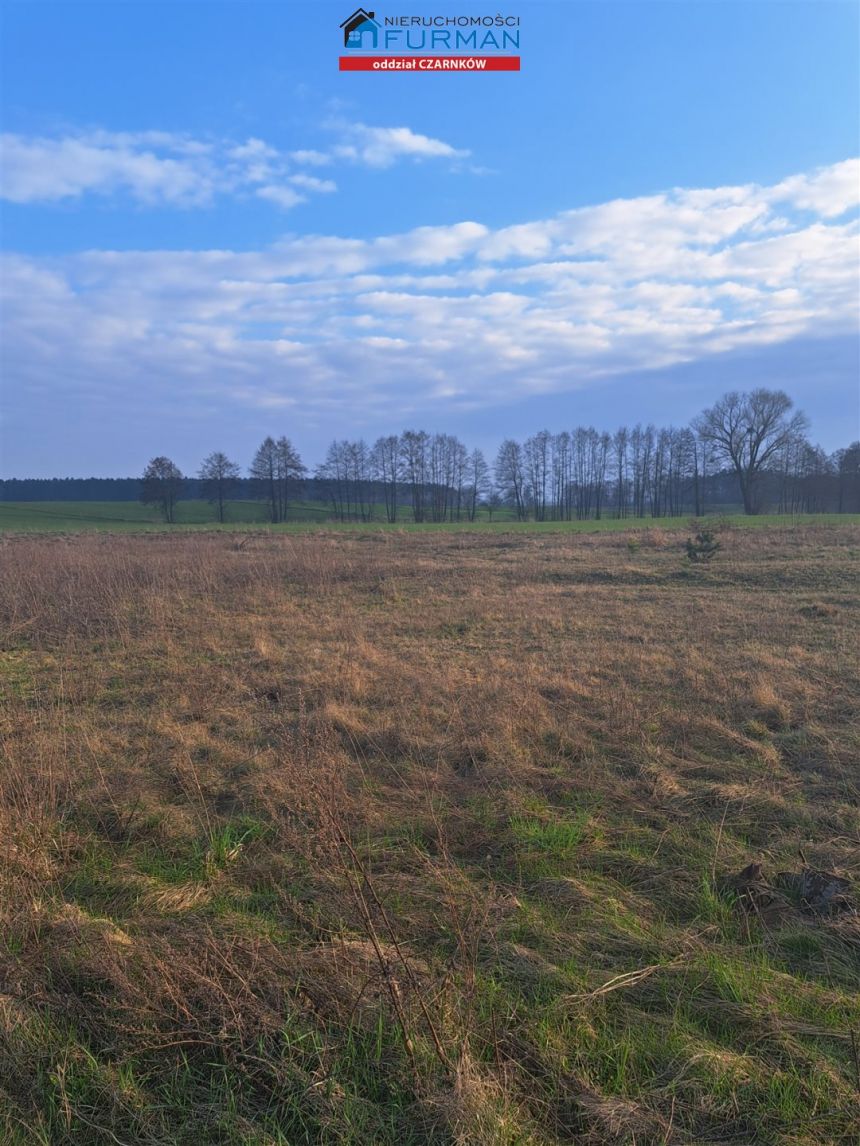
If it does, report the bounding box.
[250,436,305,522]
[400,430,430,523]
[694,388,809,514]
[836,442,860,513]
[371,435,401,523]
[495,439,526,520]
[198,451,240,523]
[249,437,279,522]
[141,456,183,523]
[465,448,491,522]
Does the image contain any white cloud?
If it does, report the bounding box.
[769,158,860,218]
[1,121,472,207]
[2,160,857,425]
[288,173,337,194]
[330,123,469,168]
[228,138,279,162]
[255,185,306,210]
[0,132,213,204]
[289,149,332,166]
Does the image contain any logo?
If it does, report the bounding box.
[341,8,381,49]
[338,9,521,72]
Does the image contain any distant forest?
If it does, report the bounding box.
[3,390,859,521]
[2,468,856,514]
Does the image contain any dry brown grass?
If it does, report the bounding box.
[0,524,858,1144]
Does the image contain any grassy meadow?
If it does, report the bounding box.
[1,499,858,534]
[0,500,328,531]
[0,522,858,1144]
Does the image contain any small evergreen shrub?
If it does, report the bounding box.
[686,529,721,562]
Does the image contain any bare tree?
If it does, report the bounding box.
[613,427,629,518]
[524,431,551,521]
[400,430,429,523]
[275,436,307,521]
[250,436,305,522]
[486,488,502,522]
[694,389,809,514]
[836,442,860,513]
[141,456,183,523]
[495,439,526,519]
[465,448,491,522]
[198,451,240,523]
[594,431,611,519]
[552,432,573,520]
[249,437,279,522]
[371,435,400,523]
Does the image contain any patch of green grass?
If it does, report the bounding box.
[204,817,270,872]
[0,499,328,531]
[2,500,858,534]
[135,841,208,885]
[510,810,590,857]
[695,875,747,937]
[508,806,592,880]
[132,817,270,886]
[0,651,39,698]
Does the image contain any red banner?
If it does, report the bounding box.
[339,55,520,72]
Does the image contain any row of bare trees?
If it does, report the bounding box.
[318,391,855,522]
[493,426,710,521]
[142,437,307,523]
[141,390,859,522]
[316,433,493,523]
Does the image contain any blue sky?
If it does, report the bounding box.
[1,0,858,477]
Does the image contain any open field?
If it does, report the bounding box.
[1,523,858,1144]
[1,499,858,533]
[0,501,328,531]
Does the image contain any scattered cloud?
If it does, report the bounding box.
[0,131,214,205]
[0,121,470,208]
[328,122,470,168]
[289,149,332,166]
[2,160,857,437]
[255,184,306,210]
[769,158,860,218]
[288,173,337,194]
[227,138,278,162]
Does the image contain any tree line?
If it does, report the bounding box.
[4,389,857,521]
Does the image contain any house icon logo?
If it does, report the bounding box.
[341,8,380,49]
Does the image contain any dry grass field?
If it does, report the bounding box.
[1,524,858,1145]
